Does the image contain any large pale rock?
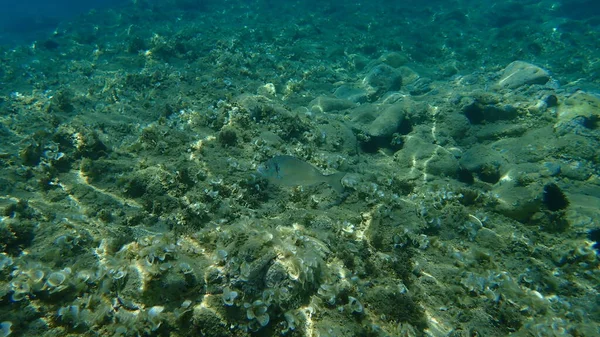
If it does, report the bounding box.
[496,61,550,89]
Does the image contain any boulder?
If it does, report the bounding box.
[362,64,403,100]
[496,61,550,89]
[333,85,368,103]
[350,101,407,138]
[554,91,600,135]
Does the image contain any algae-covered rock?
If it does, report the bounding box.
[474,227,504,250]
[3,3,600,336]
[350,100,408,139]
[192,306,228,337]
[436,111,471,144]
[363,284,426,330]
[363,101,407,138]
[378,51,410,68]
[235,93,287,121]
[397,66,422,88]
[460,144,507,183]
[474,122,528,141]
[554,91,600,135]
[257,82,277,97]
[394,135,460,179]
[362,64,403,100]
[493,182,542,222]
[315,121,358,155]
[559,159,594,181]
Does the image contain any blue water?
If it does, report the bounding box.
[0,0,123,45]
[2,0,600,47]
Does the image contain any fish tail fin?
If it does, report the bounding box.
[325,172,346,194]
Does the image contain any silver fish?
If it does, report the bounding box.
[257,155,345,193]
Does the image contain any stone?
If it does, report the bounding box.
[397,66,421,86]
[437,112,471,143]
[362,64,403,101]
[350,101,408,138]
[496,61,550,89]
[554,91,600,136]
[394,135,460,179]
[560,160,593,181]
[460,145,507,183]
[364,102,407,138]
[462,98,518,123]
[257,83,276,97]
[493,182,542,222]
[333,85,368,103]
[378,52,409,68]
[475,228,504,250]
[309,96,356,113]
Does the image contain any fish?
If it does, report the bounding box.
[257,155,346,193]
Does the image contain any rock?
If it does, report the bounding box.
[474,122,528,141]
[489,128,558,164]
[394,135,460,179]
[493,182,542,222]
[496,61,550,89]
[405,77,434,96]
[236,94,288,121]
[349,53,370,70]
[350,101,408,138]
[396,66,421,85]
[436,112,470,145]
[541,162,561,177]
[560,160,593,181]
[554,133,598,162]
[364,102,407,138]
[475,228,504,250]
[258,131,283,147]
[309,96,357,113]
[236,93,272,111]
[424,148,461,178]
[257,83,276,97]
[564,189,600,231]
[554,91,600,136]
[462,98,518,123]
[460,145,507,183]
[333,85,368,103]
[378,52,409,68]
[362,64,403,101]
[315,121,358,155]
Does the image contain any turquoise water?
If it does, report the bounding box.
[0,1,599,336]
